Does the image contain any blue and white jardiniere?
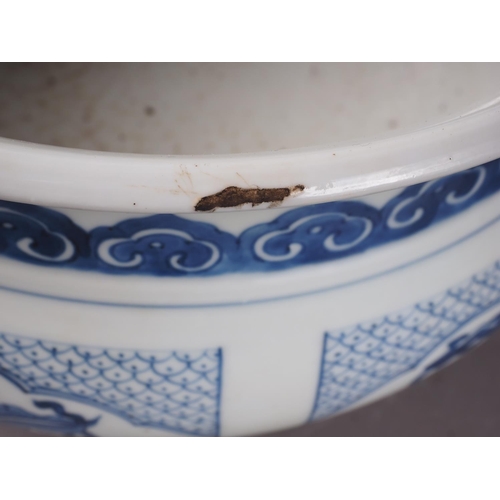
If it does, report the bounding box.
[1,63,500,436]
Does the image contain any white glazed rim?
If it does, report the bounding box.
[1,96,500,214]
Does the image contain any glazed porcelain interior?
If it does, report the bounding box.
[2,62,500,155]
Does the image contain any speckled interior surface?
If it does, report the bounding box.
[1,63,500,155]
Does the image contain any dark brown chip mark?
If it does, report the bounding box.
[195,184,305,212]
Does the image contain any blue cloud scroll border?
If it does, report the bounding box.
[0,160,499,276]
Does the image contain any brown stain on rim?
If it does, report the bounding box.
[195,185,305,212]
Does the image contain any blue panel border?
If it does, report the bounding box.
[310,260,500,421]
[0,333,223,436]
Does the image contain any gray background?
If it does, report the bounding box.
[1,328,500,437]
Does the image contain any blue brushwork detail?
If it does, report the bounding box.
[418,312,500,380]
[310,260,500,421]
[0,160,499,275]
[0,200,88,265]
[0,335,223,436]
[88,214,238,275]
[0,400,99,436]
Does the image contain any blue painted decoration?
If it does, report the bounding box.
[310,260,500,421]
[0,161,499,276]
[418,312,500,380]
[0,400,99,436]
[0,335,223,436]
